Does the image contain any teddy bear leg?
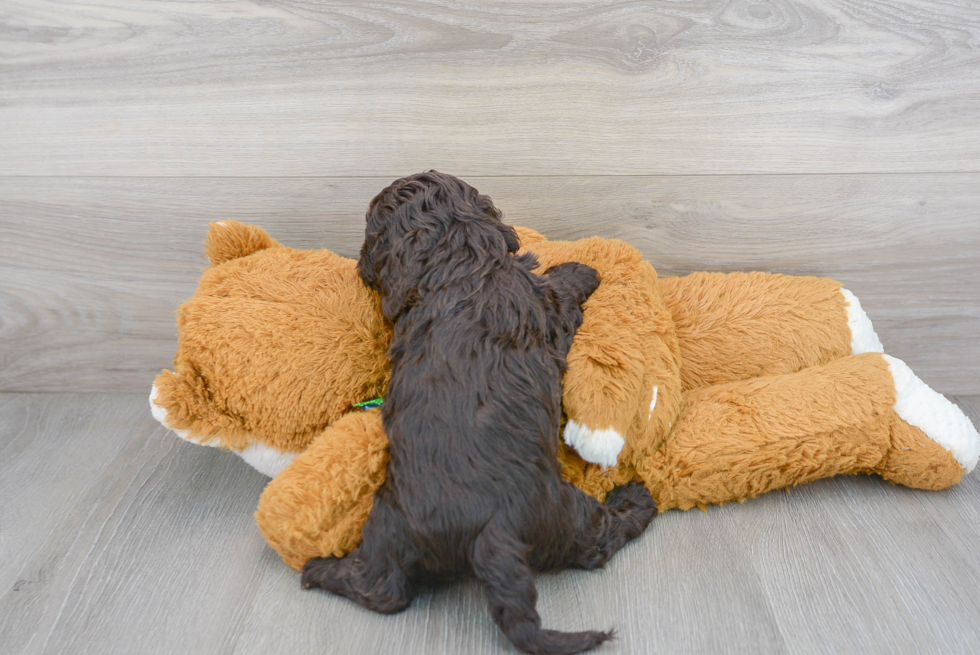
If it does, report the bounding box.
[636,354,901,511]
[149,374,196,443]
[874,355,979,488]
[558,254,677,469]
[637,353,979,511]
[544,261,632,468]
[255,410,389,571]
[659,272,883,390]
[522,236,680,470]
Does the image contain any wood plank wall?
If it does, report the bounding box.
[1,1,979,393]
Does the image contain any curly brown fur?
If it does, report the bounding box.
[301,171,656,655]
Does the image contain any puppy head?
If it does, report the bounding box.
[358,171,520,321]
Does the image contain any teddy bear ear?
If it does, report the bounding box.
[205,221,280,266]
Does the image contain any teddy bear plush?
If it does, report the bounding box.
[150,221,979,571]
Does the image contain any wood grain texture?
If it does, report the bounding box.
[0,394,144,595]
[731,395,980,655]
[946,397,980,532]
[1,392,978,654]
[2,0,980,176]
[0,393,272,655]
[731,478,980,654]
[2,174,978,394]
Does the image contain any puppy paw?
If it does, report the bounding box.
[545,262,600,303]
[563,420,625,467]
[885,355,980,473]
[604,481,657,525]
[301,556,337,590]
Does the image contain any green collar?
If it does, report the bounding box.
[353,397,384,410]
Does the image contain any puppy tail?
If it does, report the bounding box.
[205,220,280,266]
[518,629,612,655]
[472,523,612,655]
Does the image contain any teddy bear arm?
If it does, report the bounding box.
[636,353,972,511]
[255,410,389,571]
[658,272,881,391]
[528,238,667,468]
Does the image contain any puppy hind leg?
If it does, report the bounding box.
[565,481,656,571]
[301,500,417,615]
[598,481,657,554]
[471,522,611,655]
[301,551,414,615]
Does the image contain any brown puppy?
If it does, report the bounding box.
[301,171,656,655]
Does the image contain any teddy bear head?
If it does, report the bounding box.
[150,221,392,475]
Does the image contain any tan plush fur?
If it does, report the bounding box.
[659,272,852,390]
[637,353,897,511]
[255,410,389,570]
[155,223,391,452]
[204,220,280,266]
[880,415,965,490]
[151,222,970,570]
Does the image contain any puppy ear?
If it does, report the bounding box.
[361,229,431,322]
[357,239,380,292]
[379,249,423,321]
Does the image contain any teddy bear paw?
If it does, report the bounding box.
[841,288,884,355]
[563,420,625,468]
[149,384,201,444]
[884,355,980,474]
[236,442,297,478]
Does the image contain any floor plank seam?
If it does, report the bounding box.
[2,171,980,180]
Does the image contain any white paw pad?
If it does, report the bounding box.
[562,420,625,467]
[841,288,884,355]
[885,355,980,473]
[236,442,296,477]
[149,384,200,444]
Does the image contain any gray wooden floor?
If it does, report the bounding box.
[1,392,979,655]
